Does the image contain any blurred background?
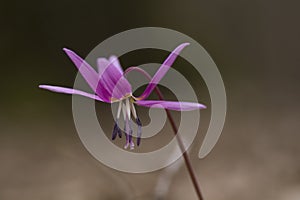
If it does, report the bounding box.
[1,0,300,199]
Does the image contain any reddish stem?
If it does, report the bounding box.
[124,67,204,200]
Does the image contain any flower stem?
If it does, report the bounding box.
[125,67,204,200]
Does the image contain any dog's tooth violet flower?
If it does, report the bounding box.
[39,43,206,150]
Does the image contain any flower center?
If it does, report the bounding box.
[110,93,132,103]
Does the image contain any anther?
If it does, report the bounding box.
[112,120,120,140]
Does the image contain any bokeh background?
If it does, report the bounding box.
[1,0,300,199]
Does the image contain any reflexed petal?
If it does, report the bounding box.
[109,56,123,74]
[137,43,190,100]
[97,56,123,75]
[135,100,206,111]
[63,48,98,92]
[97,57,132,101]
[39,85,104,102]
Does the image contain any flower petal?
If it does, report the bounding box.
[109,56,124,73]
[39,85,104,101]
[97,55,123,75]
[63,48,98,92]
[137,43,190,100]
[96,57,132,101]
[135,100,206,111]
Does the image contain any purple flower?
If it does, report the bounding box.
[39,43,206,149]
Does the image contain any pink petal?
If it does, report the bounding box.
[137,43,190,100]
[135,100,206,111]
[96,57,132,101]
[97,56,123,75]
[109,56,124,74]
[39,85,104,102]
[63,48,98,92]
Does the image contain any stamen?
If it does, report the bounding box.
[117,101,122,119]
[128,120,134,150]
[124,117,130,149]
[122,103,127,121]
[116,101,122,138]
[112,119,121,140]
[130,100,137,119]
[125,98,134,149]
[128,120,132,143]
[122,102,130,149]
[125,98,131,119]
[130,100,142,146]
[136,117,142,146]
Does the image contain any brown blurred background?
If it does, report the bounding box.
[1,0,300,199]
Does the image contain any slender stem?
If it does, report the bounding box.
[124,67,204,200]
